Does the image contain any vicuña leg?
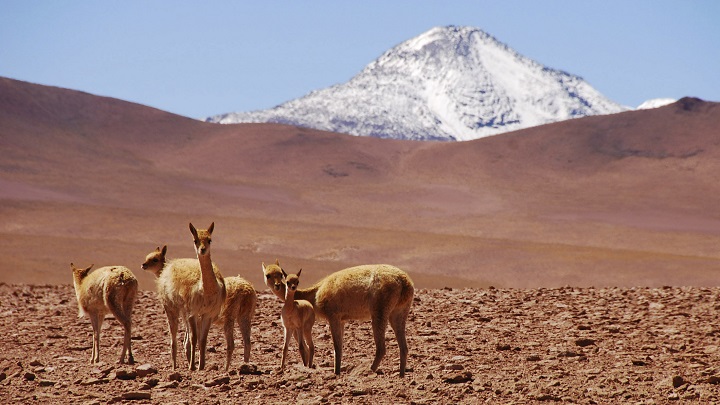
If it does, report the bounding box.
[370,311,389,373]
[239,316,252,363]
[390,309,410,377]
[329,319,345,375]
[223,317,235,371]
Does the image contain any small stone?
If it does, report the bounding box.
[29,359,44,367]
[496,344,512,351]
[140,378,159,390]
[351,388,369,396]
[205,376,230,387]
[575,338,596,347]
[239,364,261,375]
[122,391,151,400]
[443,371,473,384]
[80,377,109,386]
[168,372,183,382]
[23,372,36,381]
[672,376,687,388]
[135,364,157,377]
[38,379,56,387]
[158,381,179,389]
[115,370,137,380]
[526,355,542,362]
[707,376,720,384]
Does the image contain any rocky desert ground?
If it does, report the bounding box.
[3,282,720,404]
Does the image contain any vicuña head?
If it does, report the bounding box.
[71,262,138,365]
[141,245,166,277]
[262,259,285,295]
[190,221,213,257]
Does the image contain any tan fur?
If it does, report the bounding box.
[262,260,414,376]
[143,244,256,371]
[71,263,138,365]
[153,223,227,370]
[279,269,315,371]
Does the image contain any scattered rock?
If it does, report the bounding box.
[135,364,157,377]
[38,379,56,387]
[168,372,183,382]
[575,338,596,347]
[239,363,262,375]
[157,381,179,389]
[79,377,109,386]
[29,359,44,367]
[115,370,137,380]
[443,371,473,384]
[139,378,159,390]
[204,376,230,387]
[672,376,687,388]
[121,391,151,400]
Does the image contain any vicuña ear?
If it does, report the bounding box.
[161,245,168,256]
[297,268,302,277]
[189,223,198,238]
[207,222,214,234]
[281,268,288,278]
[275,258,280,266]
[261,262,267,273]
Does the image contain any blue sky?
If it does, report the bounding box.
[1,1,718,119]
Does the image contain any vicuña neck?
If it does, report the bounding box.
[198,253,220,293]
[284,289,297,308]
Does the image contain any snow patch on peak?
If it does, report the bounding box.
[636,98,677,110]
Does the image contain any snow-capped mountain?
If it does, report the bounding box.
[207,26,627,141]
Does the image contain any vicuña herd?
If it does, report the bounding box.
[71,221,414,377]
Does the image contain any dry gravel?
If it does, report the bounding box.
[2,283,720,404]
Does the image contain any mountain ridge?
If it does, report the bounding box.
[208,26,627,141]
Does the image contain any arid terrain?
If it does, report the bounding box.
[3,283,720,404]
[2,77,720,403]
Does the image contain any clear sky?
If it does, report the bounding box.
[1,1,718,119]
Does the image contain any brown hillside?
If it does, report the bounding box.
[1,77,720,289]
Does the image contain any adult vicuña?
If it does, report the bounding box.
[279,268,315,371]
[142,245,257,370]
[262,260,414,376]
[70,263,138,364]
[155,222,226,370]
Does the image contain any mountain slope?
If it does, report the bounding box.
[208,26,627,141]
[2,77,720,289]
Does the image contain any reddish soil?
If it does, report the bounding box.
[3,283,720,403]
